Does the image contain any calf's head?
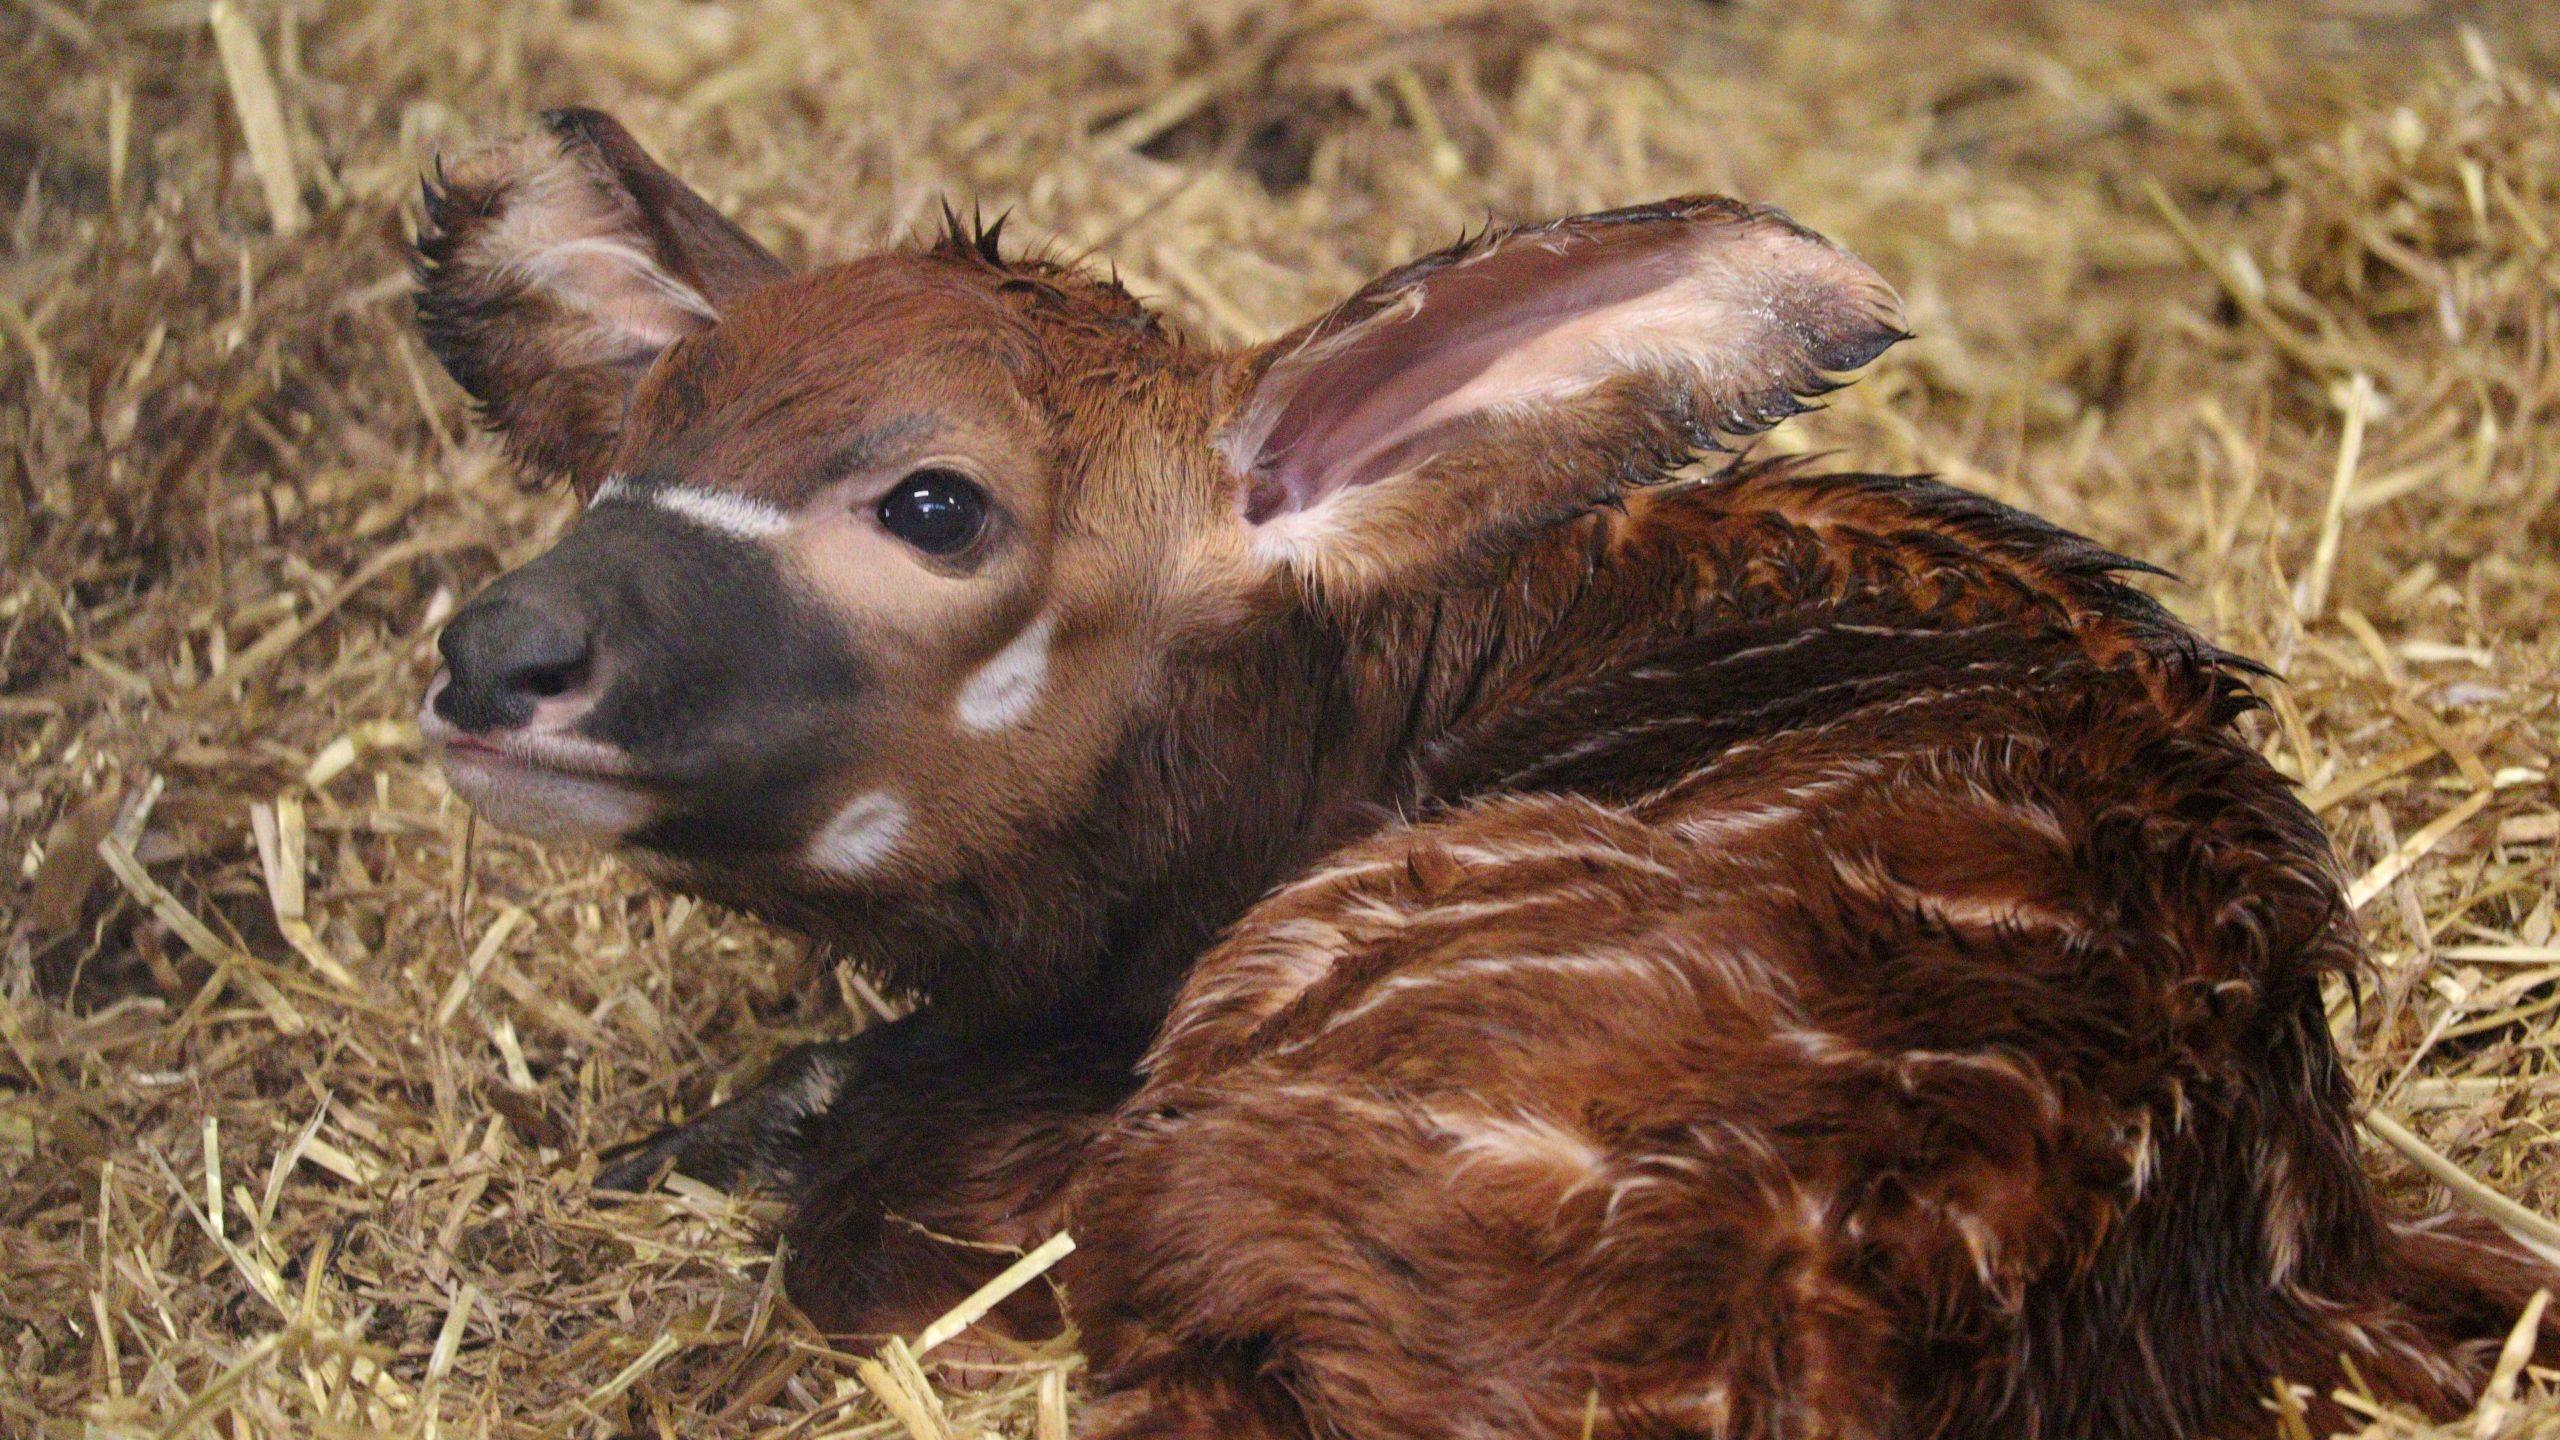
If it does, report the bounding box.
[414,109,1901,1005]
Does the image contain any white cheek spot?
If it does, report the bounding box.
[955,611,1054,732]
[591,474,791,542]
[805,790,909,876]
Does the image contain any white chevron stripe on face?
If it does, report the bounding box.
[591,474,791,542]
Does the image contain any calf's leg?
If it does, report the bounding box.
[595,1037,870,1193]
[599,1008,1145,1339]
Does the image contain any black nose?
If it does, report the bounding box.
[435,597,595,733]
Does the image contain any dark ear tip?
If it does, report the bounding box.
[1820,320,1911,376]
[538,107,645,170]
[539,107,613,140]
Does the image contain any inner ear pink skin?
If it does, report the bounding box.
[1220,199,1905,528]
[1238,233,1683,520]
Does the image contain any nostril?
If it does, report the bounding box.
[436,599,597,733]
[513,646,591,701]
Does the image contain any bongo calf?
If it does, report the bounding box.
[414,109,2552,1438]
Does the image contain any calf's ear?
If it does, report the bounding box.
[414,108,787,495]
[1217,197,1904,599]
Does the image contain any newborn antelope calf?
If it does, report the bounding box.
[414,110,2550,1438]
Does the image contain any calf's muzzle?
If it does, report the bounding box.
[423,491,872,854]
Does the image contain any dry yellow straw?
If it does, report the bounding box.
[914,1230,1078,1356]
[208,1,305,235]
[2363,1110,2560,1269]
[2297,373,2374,620]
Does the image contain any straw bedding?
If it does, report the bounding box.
[4,1,2558,1434]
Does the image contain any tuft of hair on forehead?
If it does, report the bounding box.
[935,200,1014,270]
[925,200,1166,341]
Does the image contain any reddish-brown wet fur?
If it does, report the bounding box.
[412,110,2558,1440]
[1059,466,2556,1439]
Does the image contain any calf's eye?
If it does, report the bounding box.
[877,469,988,555]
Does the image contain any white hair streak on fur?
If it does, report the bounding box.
[508,236,717,325]
[476,141,720,344]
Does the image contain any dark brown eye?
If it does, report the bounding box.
[877,469,987,555]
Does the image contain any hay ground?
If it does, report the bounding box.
[3,0,2559,1435]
